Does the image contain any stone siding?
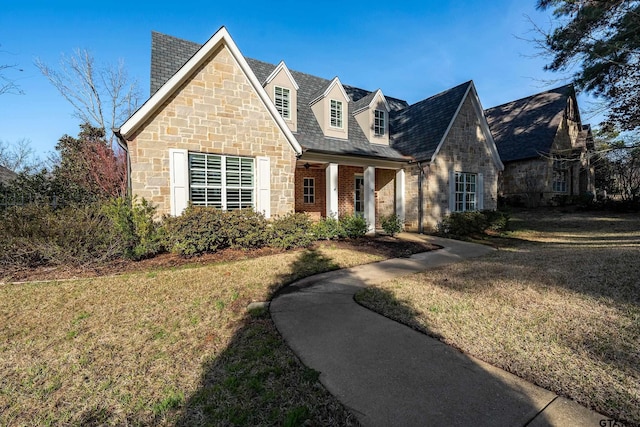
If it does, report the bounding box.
[405,94,500,231]
[126,45,297,217]
[375,169,396,228]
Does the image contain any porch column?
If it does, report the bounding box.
[326,163,339,218]
[395,168,405,227]
[364,166,375,234]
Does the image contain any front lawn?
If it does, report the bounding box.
[1,243,401,426]
[356,210,640,425]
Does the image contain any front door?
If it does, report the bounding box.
[354,175,364,216]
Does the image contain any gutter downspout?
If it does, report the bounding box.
[417,161,424,234]
[112,128,132,198]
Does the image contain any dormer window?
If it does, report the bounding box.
[374,110,385,136]
[330,99,343,128]
[274,86,290,119]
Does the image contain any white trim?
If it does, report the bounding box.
[119,27,303,156]
[352,89,391,115]
[264,60,299,90]
[395,169,405,224]
[329,99,344,129]
[430,81,504,171]
[256,156,271,218]
[326,163,339,218]
[430,83,473,163]
[468,83,504,170]
[364,166,376,234]
[169,148,189,216]
[274,85,291,120]
[374,109,385,136]
[309,76,349,106]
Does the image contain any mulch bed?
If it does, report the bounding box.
[2,236,438,284]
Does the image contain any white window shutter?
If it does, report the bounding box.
[477,173,484,210]
[256,156,271,218]
[169,149,189,216]
[449,170,456,213]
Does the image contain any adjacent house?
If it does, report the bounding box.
[116,27,503,232]
[0,165,17,185]
[485,84,595,206]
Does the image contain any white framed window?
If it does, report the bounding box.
[189,153,254,210]
[454,172,477,212]
[553,158,568,193]
[274,86,290,119]
[330,99,343,128]
[374,109,385,136]
[303,177,315,204]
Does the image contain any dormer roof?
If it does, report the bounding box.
[352,89,390,115]
[263,60,299,90]
[309,77,349,106]
[142,32,498,164]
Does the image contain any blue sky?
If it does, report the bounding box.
[1,1,587,156]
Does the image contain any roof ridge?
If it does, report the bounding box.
[485,83,573,111]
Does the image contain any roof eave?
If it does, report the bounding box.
[119,27,303,156]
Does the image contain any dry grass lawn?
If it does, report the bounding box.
[1,245,380,426]
[356,210,640,426]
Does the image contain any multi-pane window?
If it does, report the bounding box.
[303,177,315,204]
[330,99,343,128]
[374,110,385,136]
[189,153,254,210]
[454,172,477,212]
[274,86,290,119]
[553,158,568,193]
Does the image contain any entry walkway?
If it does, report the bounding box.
[270,235,606,426]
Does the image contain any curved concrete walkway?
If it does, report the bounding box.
[270,235,606,427]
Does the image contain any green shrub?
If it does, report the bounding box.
[163,207,272,256]
[480,209,510,232]
[339,214,368,238]
[0,202,125,270]
[311,217,345,240]
[380,213,403,236]
[222,209,269,249]
[436,210,509,238]
[268,212,314,249]
[163,206,228,257]
[102,197,163,260]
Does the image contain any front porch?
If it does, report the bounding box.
[293,160,406,233]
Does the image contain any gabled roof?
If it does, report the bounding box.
[264,61,299,90]
[309,77,349,106]
[0,165,17,184]
[118,27,302,155]
[390,81,473,162]
[143,32,497,164]
[246,58,408,161]
[484,84,575,162]
[352,89,390,115]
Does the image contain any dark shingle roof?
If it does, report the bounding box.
[390,81,472,162]
[151,31,200,95]
[484,85,574,162]
[149,31,471,162]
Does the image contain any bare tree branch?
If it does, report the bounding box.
[35,49,141,144]
[0,138,42,173]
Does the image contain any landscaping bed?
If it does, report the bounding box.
[2,236,435,283]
